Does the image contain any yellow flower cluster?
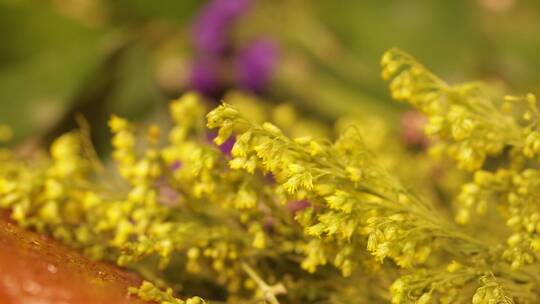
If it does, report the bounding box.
[384,49,540,274]
[129,280,205,304]
[4,48,540,303]
[381,48,524,171]
[1,92,387,303]
[208,102,539,303]
[382,49,540,303]
[457,167,540,269]
[472,275,513,304]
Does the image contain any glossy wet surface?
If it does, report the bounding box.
[0,213,149,304]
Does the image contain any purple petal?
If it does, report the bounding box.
[400,110,429,149]
[207,131,236,156]
[236,38,279,92]
[192,0,250,54]
[263,216,275,232]
[170,160,183,171]
[286,200,311,214]
[188,58,222,96]
[219,136,236,156]
[264,173,276,184]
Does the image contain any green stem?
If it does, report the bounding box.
[241,262,284,304]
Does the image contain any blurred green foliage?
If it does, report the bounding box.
[0,0,201,146]
[315,0,540,93]
[0,1,104,142]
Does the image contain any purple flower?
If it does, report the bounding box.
[218,135,236,156]
[156,178,181,206]
[207,131,236,156]
[264,172,276,184]
[188,0,278,97]
[400,110,429,149]
[263,216,275,232]
[170,160,183,171]
[192,0,250,55]
[158,185,181,206]
[236,38,279,92]
[286,200,311,214]
[189,58,222,97]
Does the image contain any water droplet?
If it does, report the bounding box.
[47,263,58,274]
[23,280,42,295]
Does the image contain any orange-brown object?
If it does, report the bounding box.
[0,213,150,304]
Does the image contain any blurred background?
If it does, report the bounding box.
[1,0,539,153]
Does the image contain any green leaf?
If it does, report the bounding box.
[0,1,105,143]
